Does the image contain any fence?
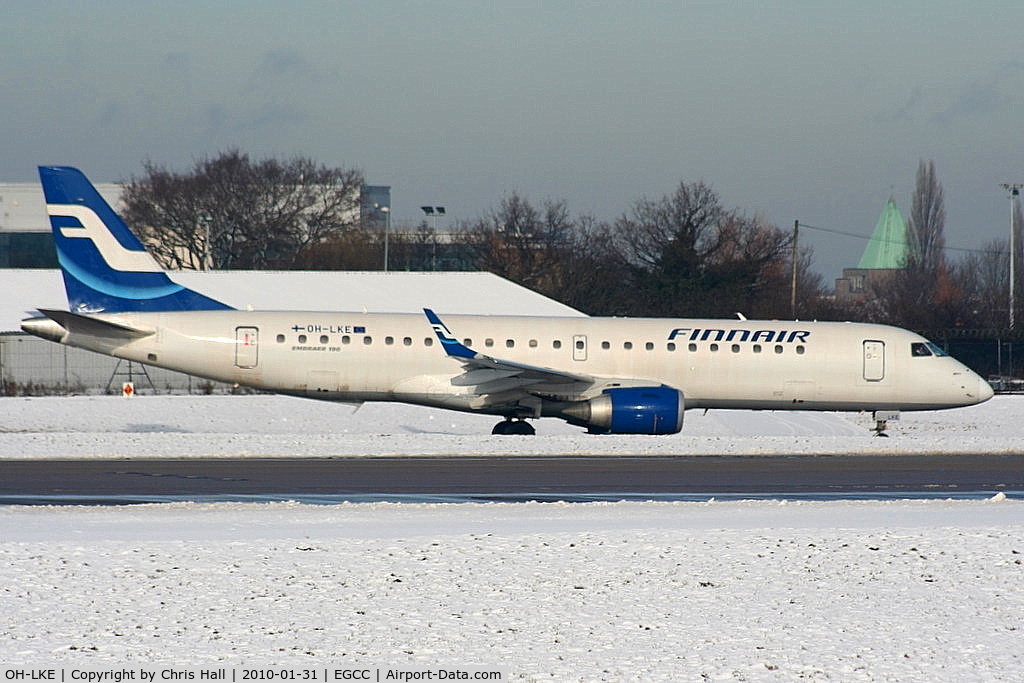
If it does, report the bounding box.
[930,335,1024,386]
[0,333,235,396]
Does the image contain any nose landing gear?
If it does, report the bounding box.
[871,410,900,437]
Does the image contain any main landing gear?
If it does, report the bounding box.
[492,418,536,435]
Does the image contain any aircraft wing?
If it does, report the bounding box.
[424,308,595,395]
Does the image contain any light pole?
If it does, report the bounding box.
[791,220,799,319]
[420,205,446,232]
[380,206,390,273]
[373,203,391,272]
[421,206,445,271]
[1001,183,1022,330]
[199,215,212,270]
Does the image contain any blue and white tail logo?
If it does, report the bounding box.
[39,166,231,313]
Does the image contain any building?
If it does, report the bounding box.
[835,196,913,303]
[0,182,121,268]
[359,185,392,230]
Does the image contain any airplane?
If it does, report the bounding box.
[21,166,993,436]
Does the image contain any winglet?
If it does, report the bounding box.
[424,308,477,359]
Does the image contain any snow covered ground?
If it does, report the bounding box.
[1,393,1022,458]
[2,499,1022,679]
[1,396,1023,679]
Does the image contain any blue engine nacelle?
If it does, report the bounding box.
[558,386,685,434]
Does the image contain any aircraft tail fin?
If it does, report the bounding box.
[38,166,232,313]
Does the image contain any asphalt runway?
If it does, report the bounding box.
[1,454,1022,503]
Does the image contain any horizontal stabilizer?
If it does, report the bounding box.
[32,308,154,340]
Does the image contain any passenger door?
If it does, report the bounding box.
[235,326,259,369]
[863,340,884,381]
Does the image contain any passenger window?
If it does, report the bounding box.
[342,335,351,345]
[298,334,307,344]
[688,343,697,352]
[364,336,372,345]
[753,344,762,353]
[320,335,329,344]
[602,341,610,350]
[529,339,538,348]
[385,336,394,345]
[403,337,412,346]
[774,345,784,354]
[506,339,515,348]
[645,342,654,351]
[464,338,473,347]
[731,344,740,353]
[624,342,633,350]
[276,334,285,343]
[796,345,805,355]
[667,342,676,351]
[425,337,433,347]
[576,340,585,350]
[710,343,719,352]
[485,338,494,348]
[553,340,562,349]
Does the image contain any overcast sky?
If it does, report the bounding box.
[3,1,1023,280]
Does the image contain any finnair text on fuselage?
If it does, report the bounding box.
[667,327,811,344]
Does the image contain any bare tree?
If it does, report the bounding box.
[456,193,578,297]
[907,159,946,273]
[295,225,382,270]
[612,180,723,279]
[849,160,959,330]
[953,239,1008,330]
[606,180,794,318]
[121,150,364,270]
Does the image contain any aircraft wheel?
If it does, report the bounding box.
[492,419,536,435]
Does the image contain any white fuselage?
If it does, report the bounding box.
[47,310,991,416]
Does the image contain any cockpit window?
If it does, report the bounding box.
[911,341,949,357]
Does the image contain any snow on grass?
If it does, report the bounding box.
[1,499,1022,679]
[1,396,1024,679]
[0,393,1021,458]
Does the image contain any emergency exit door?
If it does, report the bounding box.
[863,340,884,381]
[235,327,259,369]
[573,335,588,361]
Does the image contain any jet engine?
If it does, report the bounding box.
[554,386,685,435]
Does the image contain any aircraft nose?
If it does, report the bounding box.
[952,369,994,405]
[978,376,995,403]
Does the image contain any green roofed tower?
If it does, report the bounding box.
[857,196,912,269]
